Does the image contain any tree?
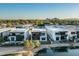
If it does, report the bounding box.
[24,40,40,50]
[33,40,40,48]
[24,40,30,48]
[24,40,35,50]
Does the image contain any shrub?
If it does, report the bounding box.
[29,40,35,48]
[24,40,35,49]
[24,40,40,49]
[24,40,30,48]
[34,40,40,48]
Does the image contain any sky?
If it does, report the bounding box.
[0,3,79,19]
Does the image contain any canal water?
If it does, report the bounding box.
[35,47,79,56]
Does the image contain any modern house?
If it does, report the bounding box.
[1,24,79,45]
[8,28,29,43]
[66,25,79,42]
[45,25,68,42]
[30,27,47,42]
[0,27,30,45]
[45,25,79,42]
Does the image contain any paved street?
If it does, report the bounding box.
[0,46,24,55]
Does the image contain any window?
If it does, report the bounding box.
[32,33,36,36]
[77,34,79,38]
[12,33,15,35]
[55,32,60,35]
[42,38,46,40]
[10,33,15,35]
[41,32,45,36]
[71,32,75,34]
[56,37,59,41]
[76,31,79,34]
[20,32,24,35]
[61,36,66,40]
[60,32,65,35]
[72,36,76,39]
[32,32,40,40]
[56,32,66,35]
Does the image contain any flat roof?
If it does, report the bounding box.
[32,28,46,32]
[0,28,10,33]
[45,25,79,32]
[9,28,29,32]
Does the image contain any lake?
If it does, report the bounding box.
[35,47,79,56]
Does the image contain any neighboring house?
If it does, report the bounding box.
[1,24,79,45]
[31,27,47,42]
[45,25,79,42]
[0,27,30,44]
[7,28,29,44]
[67,25,79,42]
[45,25,69,42]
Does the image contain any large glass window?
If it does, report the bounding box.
[60,32,65,35]
[76,31,79,38]
[55,32,60,35]
[56,37,59,41]
[32,32,40,40]
[42,37,46,40]
[32,33,35,36]
[71,32,75,34]
[20,32,24,35]
[16,35,24,41]
[61,36,66,40]
[55,32,66,35]
[77,34,79,38]
[12,33,15,35]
